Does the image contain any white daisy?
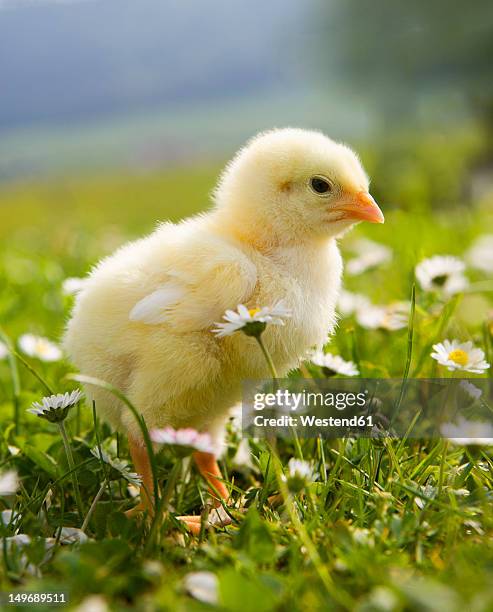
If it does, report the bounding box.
[431,339,490,374]
[283,457,315,492]
[288,458,314,480]
[62,276,86,296]
[350,527,375,547]
[441,417,493,446]
[183,572,218,605]
[0,340,8,359]
[28,389,84,423]
[150,427,216,454]
[309,351,359,376]
[212,300,291,338]
[466,234,493,273]
[75,595,109,612]
[18,334,63,362]
[58,527,89,545]
[337,289,371,317]
[356,302,409,331]
[346,239,392,276]
[415,255,468,296]
[1,509,20,526]
[90,447,142,486]
[0,470,19,496]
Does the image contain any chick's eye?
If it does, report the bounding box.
[310,176,332,195]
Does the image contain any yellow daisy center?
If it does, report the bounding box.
[448,349,468,366]
[248,308,261,317]
[36,341,49,355]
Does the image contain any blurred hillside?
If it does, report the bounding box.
[0,0,314,179]
[0,0,305,130]
[0,0,491,190]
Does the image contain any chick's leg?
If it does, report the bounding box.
[177,451,230,535]
[125,436,154,518]
[193,451,229,502]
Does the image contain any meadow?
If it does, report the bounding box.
[0,127,493,611]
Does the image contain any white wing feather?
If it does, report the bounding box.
[129,282,185,324]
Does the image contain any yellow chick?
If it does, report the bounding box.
[64,128,383,532]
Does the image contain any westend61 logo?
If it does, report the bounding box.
[242,378,493,440]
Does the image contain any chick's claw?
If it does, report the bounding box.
[124,500,154,519]
[177,506,232,535]
[177,515,202,536]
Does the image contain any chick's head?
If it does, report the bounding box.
[214,128,383,243]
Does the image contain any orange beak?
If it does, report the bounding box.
[336,191,384,224]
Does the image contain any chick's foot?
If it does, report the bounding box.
[177,506,232,535]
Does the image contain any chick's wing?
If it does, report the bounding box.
[129,231,257,332]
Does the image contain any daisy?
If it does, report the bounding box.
[288,458,314,480]
[28,389,84,423]
[309,350,359,376]
[62,276,86,296]
[337,289,371,317]
[212,300,291,338]
[466,234,493,274]
[0,470,19,496]
[431,340,490,374]
[356,302,409,331]
[0,340,8,360]
[58,527,89,545]
[183,572,218,605]
[440,417,493,446]
[283,457,315,493]
[151,427,216,454]
[90,447,142,486]
[415,255,468,296]
[350,527,375,547]
[75,596,109,612]
[346,239,392,276]
[1,509,20,526]
[18,334,62,362]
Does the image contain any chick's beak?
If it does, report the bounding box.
[337,191,384,224]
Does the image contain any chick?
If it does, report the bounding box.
[64,128,383,531]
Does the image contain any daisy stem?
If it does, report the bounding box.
[256,336,280,448]
[81,480,106,533]
[12,350,55,395]
[255,335,278,379]
[58,420,84,522]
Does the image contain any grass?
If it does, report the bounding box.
[0,142,493,611]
